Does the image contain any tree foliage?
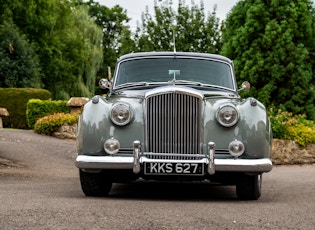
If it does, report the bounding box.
[221,0,315,120]
[84,0,135,74]
[0,20,41,88]
[134,0,221,53]
[0,0,104,99]
[43,4,104,99]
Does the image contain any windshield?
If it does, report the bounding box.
[114,57,234,90]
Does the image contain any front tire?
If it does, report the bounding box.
[79,170,112,197]
[236,174,262,200]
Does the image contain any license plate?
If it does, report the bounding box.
[144,162,204,175]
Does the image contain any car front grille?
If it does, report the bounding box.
[146,90,202,159]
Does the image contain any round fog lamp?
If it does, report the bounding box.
[104,138,120,155]
[228,139,245,158]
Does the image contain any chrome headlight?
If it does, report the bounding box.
[110,103,132,126]
[216,104,239,127]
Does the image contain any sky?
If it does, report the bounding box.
[96,0,239,31]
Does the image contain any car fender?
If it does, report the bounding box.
[77,96,145,155]
[203,97,271,158]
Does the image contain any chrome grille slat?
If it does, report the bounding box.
[146,91,202,160]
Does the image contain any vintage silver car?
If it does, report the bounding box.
[75,52,272,200]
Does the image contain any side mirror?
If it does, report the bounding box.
[99,79,112,90]
[239,81,250,92]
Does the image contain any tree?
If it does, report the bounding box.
[43,4,103,99]
[0,0,104,99]
[221,0,315,120]
[134,0,221,53]
[0,20,41,88]
[84,0,135,75]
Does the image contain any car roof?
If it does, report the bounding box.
[117,52,233,64]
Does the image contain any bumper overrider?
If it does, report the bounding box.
[75,141,272,174]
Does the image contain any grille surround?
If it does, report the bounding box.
[145,86,203,159]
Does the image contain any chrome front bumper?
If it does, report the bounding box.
[75,141,272,174]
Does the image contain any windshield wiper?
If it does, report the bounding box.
[168,79,203,86]
[113,81,169,91]
[114,82,148,90]
[169,80,235,92]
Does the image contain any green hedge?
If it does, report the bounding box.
[26,99,71,129]
[0,88,51,129]
[34,112,79,135]
[269,108,315,147]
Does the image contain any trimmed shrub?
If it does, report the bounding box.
[0,88,51,129]
[34,112,79,135]
[269,108,315,147]
[26,99,70,129]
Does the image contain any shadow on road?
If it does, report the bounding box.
[109,181,237,201]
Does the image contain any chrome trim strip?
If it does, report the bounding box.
[75,155,272,173]
[143,153,206,157]
[144,85,204,99]
[75,155,134,169]
[215,158,272,172]
[139,157,209,164]
[133,140,141,174]
[207,142,215,175]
